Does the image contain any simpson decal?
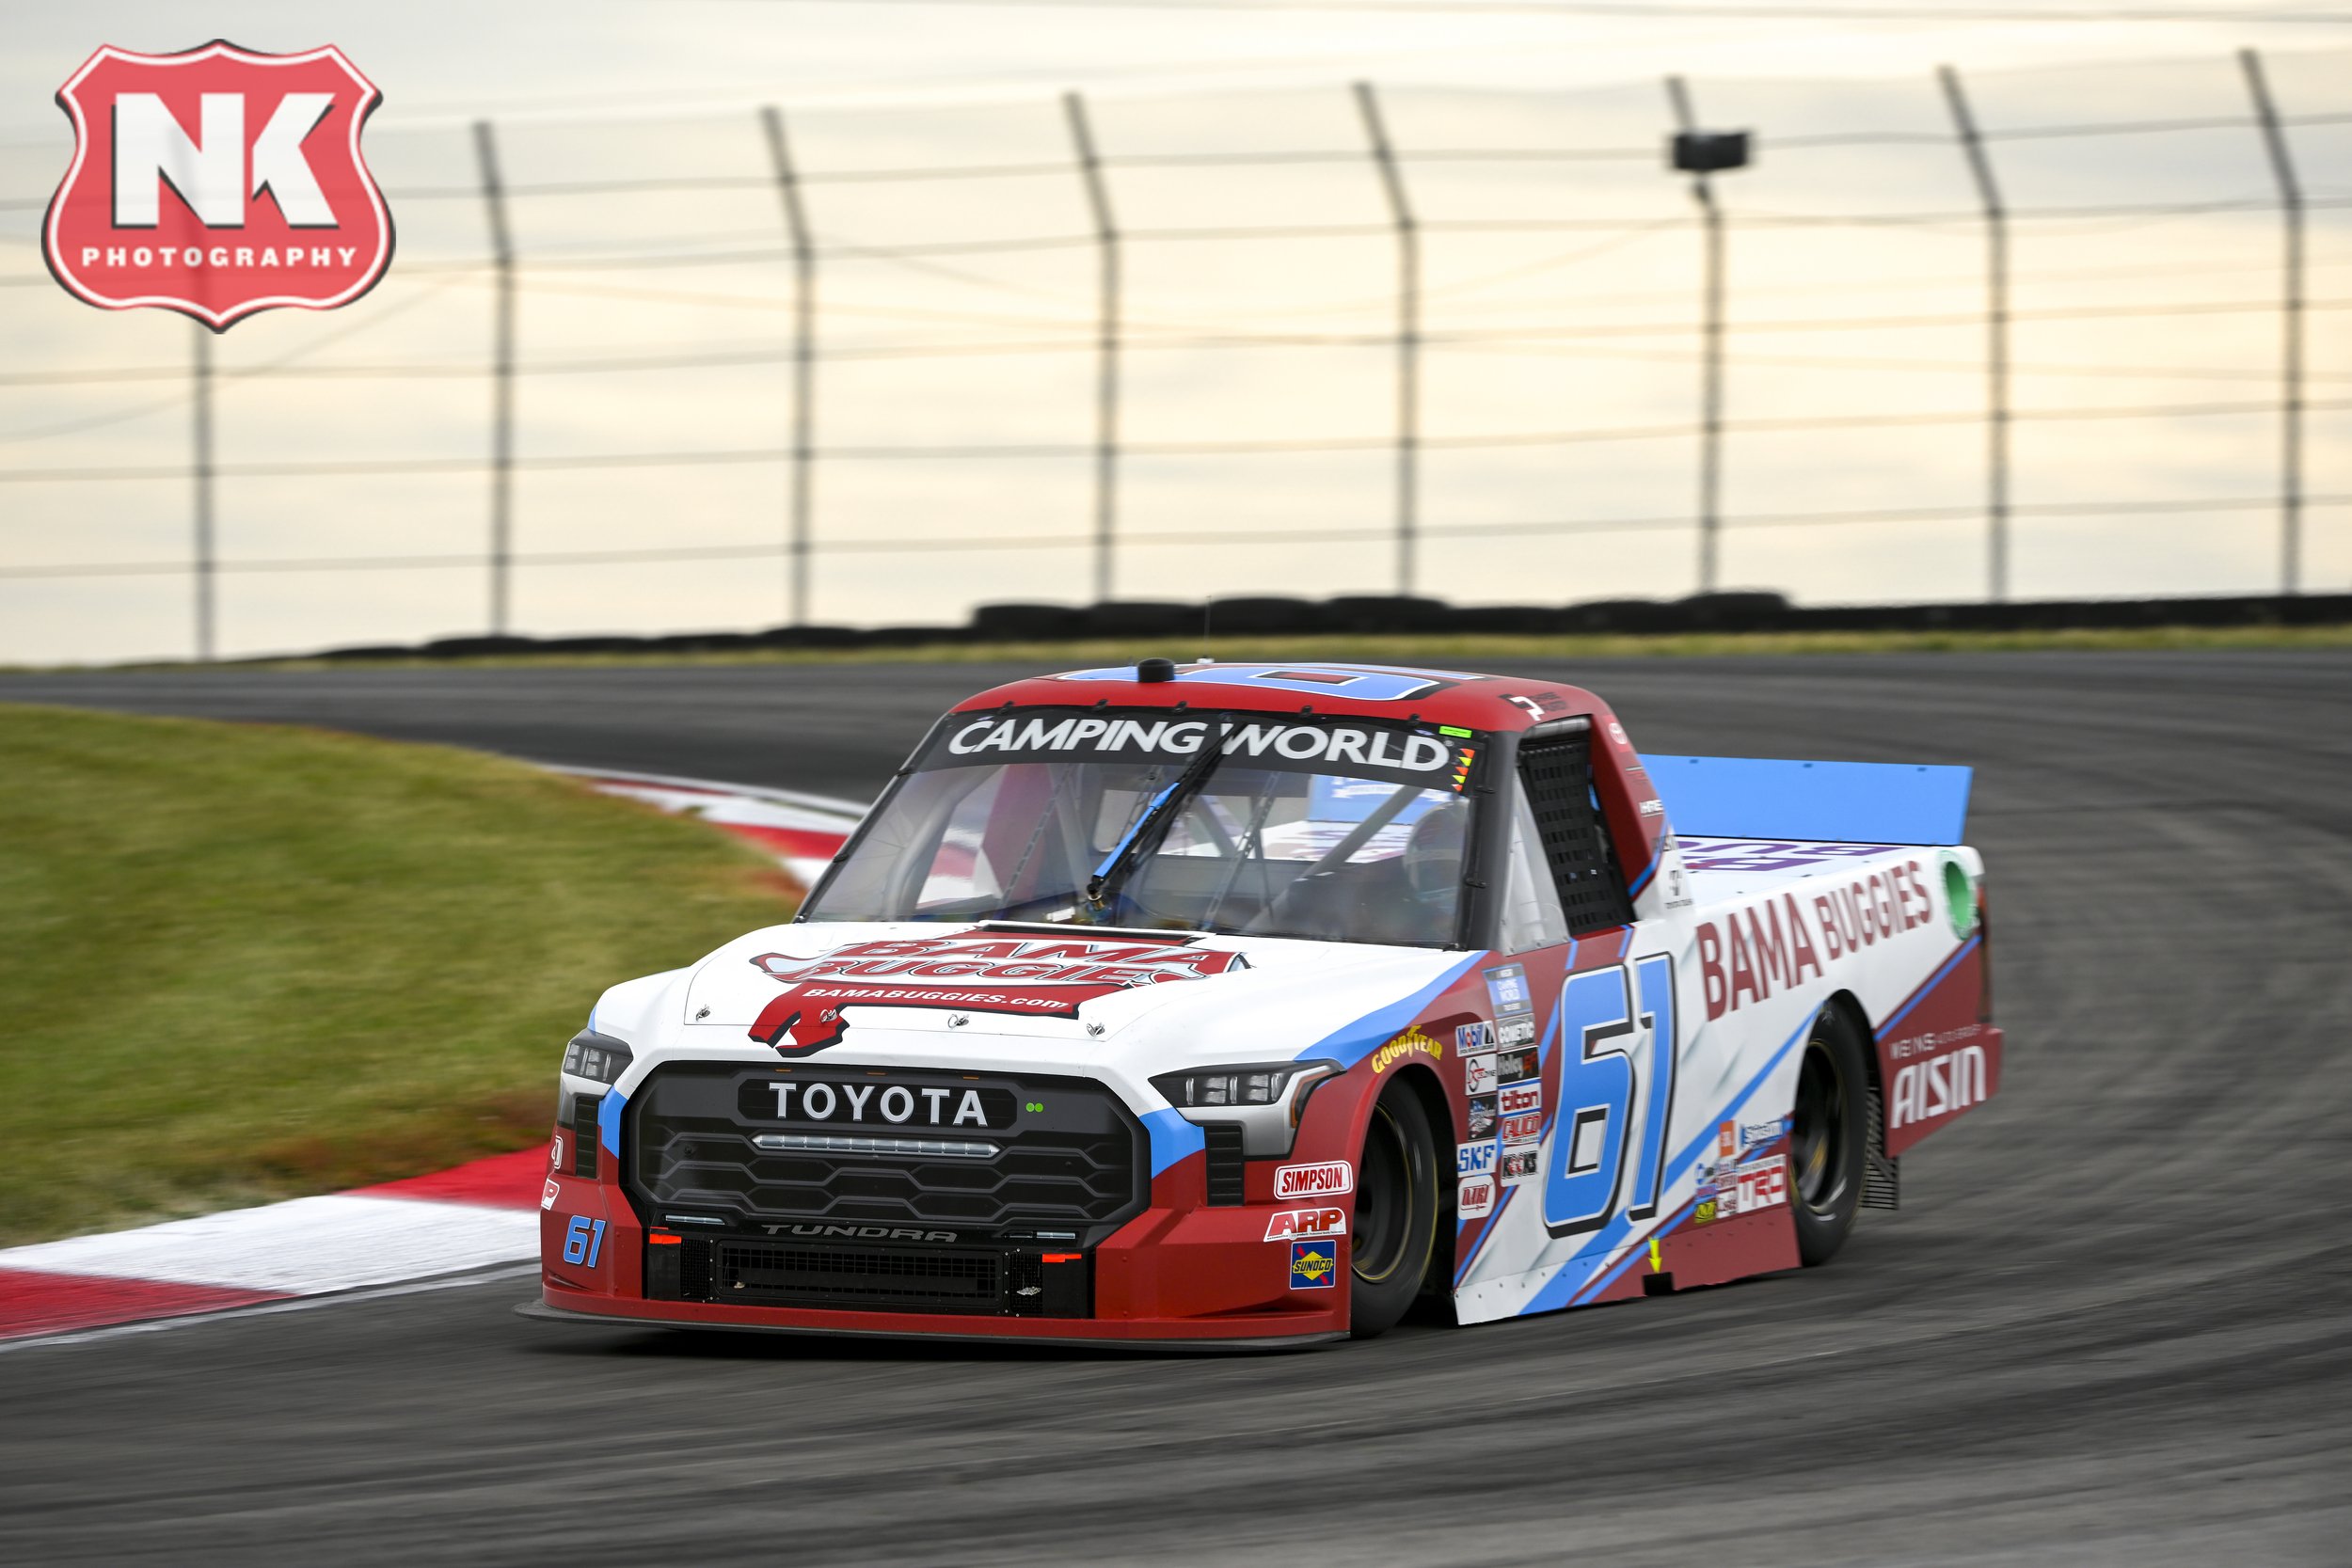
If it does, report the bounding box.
[1275,1161,1354,1199]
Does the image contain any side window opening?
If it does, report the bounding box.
[1498,781,1571,952]
[1517,726,1636,935]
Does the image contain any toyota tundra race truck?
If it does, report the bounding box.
[521,659,1999,1347]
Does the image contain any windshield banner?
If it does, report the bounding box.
[926,708,1481,793]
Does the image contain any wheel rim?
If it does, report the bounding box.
[1354,1103,1411,1284]
[1790,1034,1850,1213]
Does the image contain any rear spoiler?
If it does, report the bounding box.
[1644,754,1973,846]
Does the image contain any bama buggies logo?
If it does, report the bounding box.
[41,41,391,329]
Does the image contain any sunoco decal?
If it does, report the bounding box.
[746,932,1246,1053]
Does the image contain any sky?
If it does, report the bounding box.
[1,1,2346,662]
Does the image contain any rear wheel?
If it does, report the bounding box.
[1788,1005,1869,1266]
[1349,1081,1439,1338]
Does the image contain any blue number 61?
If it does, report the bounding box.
[1541,955,1678,1239]
[562,1214,607,1267]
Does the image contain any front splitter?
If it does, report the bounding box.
[513,1298,1344,1354]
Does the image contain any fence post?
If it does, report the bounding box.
[1666,77,1728,595]
[1354,82,1419,597]
[759,106,818,626]
[191,319,215,662]
[1938,65,2010,605]
[473,119,516,637]
[2239,48,2303,596]
[1063,92,1120,605]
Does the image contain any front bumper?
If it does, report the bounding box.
[534,1058,1366,1341]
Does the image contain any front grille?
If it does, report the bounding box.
[652,1233,1089,1316]
[628,1065,1144,1235]
[722,1241,1000,1307]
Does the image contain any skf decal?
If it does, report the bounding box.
[44,43,393,328]
[745,932,1245,1053]
[1264,1207,1346,1242]
[1289,1239,1338,1290]
[1458,1141,1500,1179]
[1370,1027,1442,1074]
[1275,1160,1354,1199]
[1890,1045,1989,1130]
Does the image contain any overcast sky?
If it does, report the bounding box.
[2,3,2347,662]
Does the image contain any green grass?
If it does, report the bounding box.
[0,704,798,1245]
[107,619,2352,674]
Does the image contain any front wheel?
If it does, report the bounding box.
[1349,1081,1439,1338]
[1788,1004,1869,1266]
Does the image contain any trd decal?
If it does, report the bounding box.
[1542,955,1679,1240]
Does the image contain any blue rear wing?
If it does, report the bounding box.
[1644,754,1973,846]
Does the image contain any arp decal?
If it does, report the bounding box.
[1264,1207,1347,1242]
[745,932,1246,1053]
[1542,956,1678,1240]
[1289,1239,1339,1290]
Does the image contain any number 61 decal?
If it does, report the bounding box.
[1542,954,1678,1239]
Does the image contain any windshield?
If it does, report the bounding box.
[803,708,1488,946]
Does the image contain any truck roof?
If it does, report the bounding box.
[951,659,1610,736]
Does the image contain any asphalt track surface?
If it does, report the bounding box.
[3,650,2347,1566]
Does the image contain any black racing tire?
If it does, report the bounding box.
[1788,1004,1870,1267]
[1349,1079,1440,1338]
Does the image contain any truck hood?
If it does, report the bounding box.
[675,920,1477,1069]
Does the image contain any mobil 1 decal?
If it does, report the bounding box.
[925,707,1481,794]
[1542,954,1678,1240]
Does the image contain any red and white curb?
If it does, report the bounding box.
[555,765,863,889]
[0,768,864,1343]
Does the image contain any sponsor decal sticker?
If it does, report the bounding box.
[43,42,393,328]
[540,1179,560,1212]
[1457,1172,1496,1220]
[1290,1238,1339,1290]
[1455,1021,1497,1055]
[1497,1045,1540,1085]
[1264,1207,1346,1242]
[1497,1082,1542,1117]
[1942,852,1979,938]
[744,931,1246,1053]
[1483,963,1533,1018]
[1467,1094,1497,1139]
[550,1134,564,1170]
[1499,1110,1543,1147]
[1713,1155,1788,1218]
[1370,1026,1442,1074]
[1499,1147,1540,1184]
[1275,1160,1354,1199]
[1464,1052,1499,1095]
[1497,1016,1536,1047]
[1890,1045,1990,1130]
[1457,1140,1500,1179]
[1718,1121,1738,1160]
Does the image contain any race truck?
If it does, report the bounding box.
[522,658,1999,1346]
